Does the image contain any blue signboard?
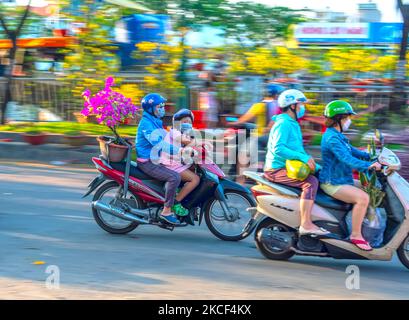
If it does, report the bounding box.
[369,22,402,43]
[296,22,405,44]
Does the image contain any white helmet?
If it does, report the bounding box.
[277,89,308,108]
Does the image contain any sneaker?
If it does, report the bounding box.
[172,203,189,216]
[160,213,181,225]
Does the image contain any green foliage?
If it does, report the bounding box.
[0,122,137,137]
[359,171,385,209]
[58,0,122,102]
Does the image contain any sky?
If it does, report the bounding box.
[15,0,404,23]
[232,0,403,23]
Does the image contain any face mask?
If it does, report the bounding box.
[155,106,165,118]
[297,105,305,119]
[342,118,352,131]
[180,122,193,134]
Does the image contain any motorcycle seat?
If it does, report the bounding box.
[110,161,154,180]
[271,182,352,212]
[109,161,167,195]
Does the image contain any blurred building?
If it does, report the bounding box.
[358,1,382,23]
[314,7,348,23]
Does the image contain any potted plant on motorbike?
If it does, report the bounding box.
[81,77,138,162]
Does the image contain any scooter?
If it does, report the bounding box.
[83,137,257,241]
[244,131,409,269]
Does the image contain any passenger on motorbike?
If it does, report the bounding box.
[264,89,330,236]
[136,93,182,225]
[160,109,201,216]
[320,100,382,251]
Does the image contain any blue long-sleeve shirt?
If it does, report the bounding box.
[136,112,180,161]
[319,127,372,185]
[265,113,311,170]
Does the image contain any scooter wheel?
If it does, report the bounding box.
[397,234,409,270]
[254,217,295,261]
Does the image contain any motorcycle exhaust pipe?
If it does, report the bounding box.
[92,200,149,224]
[257,228,293,251]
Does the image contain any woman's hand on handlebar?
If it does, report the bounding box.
[369,161,382,171]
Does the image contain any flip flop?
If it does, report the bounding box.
[350,238,373,251]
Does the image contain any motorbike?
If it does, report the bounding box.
[83,138,257,241]
[244,130,409,269]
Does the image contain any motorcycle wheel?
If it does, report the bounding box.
[92,181,141,234]
[204,190,256,241]
[254,217,295,261]
[397,234,409,270]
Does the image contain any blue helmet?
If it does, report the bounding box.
[141,93,166,114]
[266,84,285,97]
[173,108,194,123]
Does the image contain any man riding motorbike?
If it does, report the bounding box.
[136,93,182,225]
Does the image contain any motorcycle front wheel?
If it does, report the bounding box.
[204,190,256,241]
[92,181,141,234]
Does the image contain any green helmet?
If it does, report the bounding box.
[324,100,357,118]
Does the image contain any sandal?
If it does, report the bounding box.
[350,238,373,251]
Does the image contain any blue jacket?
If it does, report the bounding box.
[136,112,179,161]
[319,127,372,185]
[265,113,311,170]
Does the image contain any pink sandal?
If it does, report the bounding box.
[350,238,373,251]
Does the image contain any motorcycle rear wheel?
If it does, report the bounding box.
[92,181,141,234]
[254,217,295,261]
[397,234,409,270]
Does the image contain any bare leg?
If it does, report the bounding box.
[331,185,371,248]
[300,199,317,230]
[175,169,200,202]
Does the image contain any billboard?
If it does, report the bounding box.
[295,22,404,44]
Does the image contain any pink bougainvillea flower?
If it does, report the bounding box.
[105,76,114,89]
[82,89,91,98]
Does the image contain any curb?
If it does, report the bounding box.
[0,141,100,165]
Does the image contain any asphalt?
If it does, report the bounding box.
[0,161,408,300]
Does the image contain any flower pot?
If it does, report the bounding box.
[63,135,88,147]
[53,29,67,37]
[97,136,134,162]
[21,133,48,145]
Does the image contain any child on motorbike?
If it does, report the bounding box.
[264,89,330,237]
[136,93,183,225]
[320,100,382,251]
[160,109,200,216]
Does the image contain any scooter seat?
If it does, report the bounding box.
[272,182,352,212]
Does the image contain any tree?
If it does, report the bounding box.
[388,0,409,113]
[223,3,307,46]
[59,0,130,104]
[0,0,32,124]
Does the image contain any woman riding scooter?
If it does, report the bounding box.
[264,89,330,236]
[136,93,182,225]
[319,100,382,251]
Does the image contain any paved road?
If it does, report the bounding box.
[0,161,408,300]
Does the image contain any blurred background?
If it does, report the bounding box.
[1,0,409,178]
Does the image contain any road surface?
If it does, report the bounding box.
[0,161,408,299]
